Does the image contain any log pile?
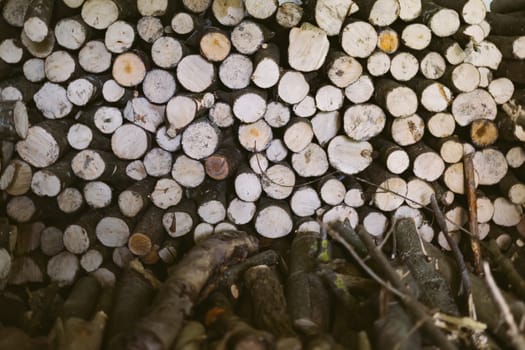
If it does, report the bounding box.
[0,0,525,348]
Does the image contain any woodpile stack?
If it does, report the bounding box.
[1,0,525,349]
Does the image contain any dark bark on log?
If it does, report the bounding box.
[126,231,259,350]
[395,218,460,315]
[60,275,102,320]
[485,12,525,36]
[354,227,458,350]
[490,0,525,13]
[287,231,331,335]
[205,291,275,350]
[106,267,157,349]
[244,265,296,338]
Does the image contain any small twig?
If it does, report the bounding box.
[430,195,472,301]
[353,175,475,238]
[483,240,525,301]
[325,223,407,299]
[354,225,458,350]
[463,152,483,275]
[253,141,339,188]
[430,194,487,348]
[483,262,525,350]
[329,221,457,350]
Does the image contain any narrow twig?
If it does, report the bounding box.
[353,175,475,238]
[463,152,483,275]
[354,225,458,350]
[325,223,407,299]
[483,262,525,350]
[430,194,488,347]
[253,142,339,188]
[330,220,457,350]
[430,195,472,300]
[483,240,525,301]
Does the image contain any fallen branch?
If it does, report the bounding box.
[483,262,525,350]
[354,226,458,350]
[126,231,259,350]
[463,152,483,275]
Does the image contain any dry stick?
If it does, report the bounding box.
[464,153,483,276]
[483,240,525,301]
[395,218,460,316]
[336,225,458,350]
[482,262,525,350]
[328,224,456,349]
[431,194,468,277]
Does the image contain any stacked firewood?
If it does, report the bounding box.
[0,0,525,348]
